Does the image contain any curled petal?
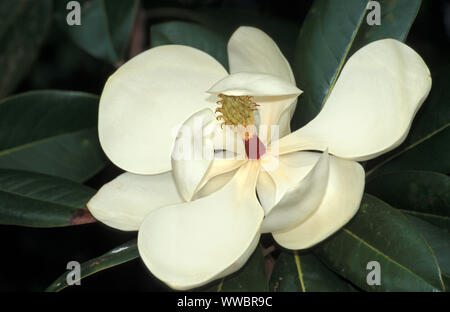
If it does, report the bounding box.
[195,151,247,197]
[208,72,301,97]
[228,26,295,84]
[277,103,296,139]
[227,26,298,137]
[87,172,183,231]
[257,152,321,213]
[99,45,227,174]
[194,151,246,199]
[276,39,432,161]
[138,161,263,290]
[194,168,240,199]
[273,157,365,250]
[260,151,330,233]
[254,95,299,144]
[171,109,217,201]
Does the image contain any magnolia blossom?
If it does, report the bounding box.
[87,27,431,290]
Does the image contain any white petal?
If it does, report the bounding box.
[138,161,263,290]
[87,172,183,231]
[195,152,247,198]
[194,168,239,199]
[208,72,301,96]
[276,39,432,161]
[99,45,228,174]
[171,109,216,201]
[275,97,297,138]
[261,151,329,233]
[273,157,365,250]
[254,95,298,144]
[257,152,322,213]
[228,26,295,84]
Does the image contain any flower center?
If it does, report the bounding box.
[244,135,266,160]
[215,94,266,160]
[215,94,258,129]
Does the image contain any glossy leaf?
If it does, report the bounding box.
[204,245,267,292]
[291,0,421,129]
[367,126,450,177]
[55,0,139,64]
[0,0,52,97]
[147,7,299,64]
[0,169,96,227]
[366,171,450,232]
[46,239,139,292]
[443,274,450,291]
[151,21,228,68]
[0,90,107,182]
[315,194,445,292]
[405,215,450,286]
[269,252,355,292]
[366,64,450,177]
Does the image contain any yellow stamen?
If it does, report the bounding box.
[215,94,259,138]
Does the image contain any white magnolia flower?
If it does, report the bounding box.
[88,27,431,290]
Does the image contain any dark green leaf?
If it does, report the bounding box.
[366,171,450,232]
[0,169,96,227]
[55,0,139,64]
[291,0,421,129]
[443,274,450,291]
[0,90,107,182]
[46,239,139,292]
[367,126,450,177]
[147,7,299,64]
[151,21,228,68]
[205,245,267,292]
[366,64,450,177]
[0,0,52,97]
[315,194,445,291]
[269,252,355,292]
[405,215,450,285]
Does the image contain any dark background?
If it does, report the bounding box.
[0,0,449,291]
